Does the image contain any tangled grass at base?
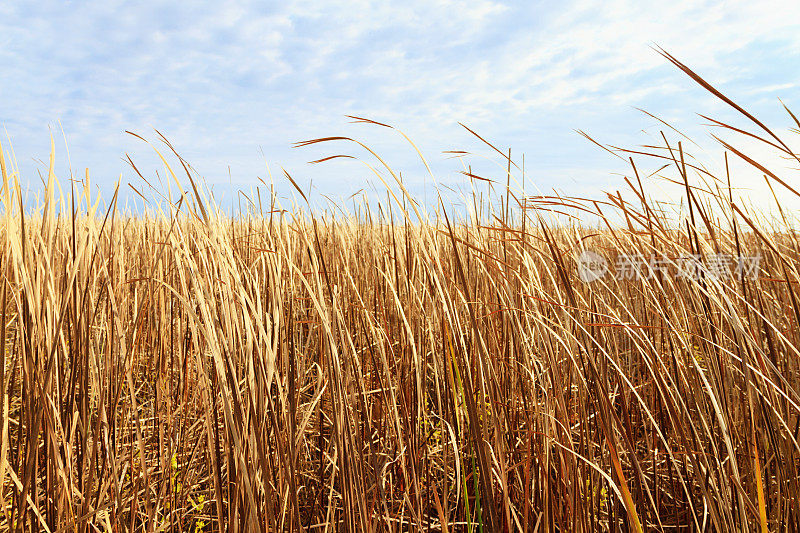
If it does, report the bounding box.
[3,55,800,531]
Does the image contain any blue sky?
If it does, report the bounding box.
[2,0,800,213]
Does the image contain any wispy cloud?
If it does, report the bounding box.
[1,0,799,210]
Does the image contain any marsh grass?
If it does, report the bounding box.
[2,54,800,531]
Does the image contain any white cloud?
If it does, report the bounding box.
[1,0,799,214]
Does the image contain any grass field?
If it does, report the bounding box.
[2,56,800,532]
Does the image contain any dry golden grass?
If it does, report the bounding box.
[2,54,800,532]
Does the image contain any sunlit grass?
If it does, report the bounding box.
[1,54,800,531]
